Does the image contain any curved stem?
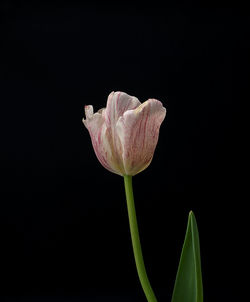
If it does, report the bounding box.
[123,175,158,302]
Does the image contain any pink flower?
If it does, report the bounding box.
[82,91,166,176]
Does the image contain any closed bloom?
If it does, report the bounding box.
[82,91,166,176]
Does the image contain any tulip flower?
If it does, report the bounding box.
[82,92,203,302]
[83,91,166,176]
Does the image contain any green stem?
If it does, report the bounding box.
[123,175,158,302]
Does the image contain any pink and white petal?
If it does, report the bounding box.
[82,105,94,125]
[92,125,123,175]
[105,91,141,129]
[83,105,106,126]
[116,99,166,176]
[83,107,122,175]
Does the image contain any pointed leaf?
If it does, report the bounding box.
[171,211,203,302]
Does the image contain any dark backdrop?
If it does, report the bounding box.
[0,1,248,302]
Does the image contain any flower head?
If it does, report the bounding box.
[83,91,166,176]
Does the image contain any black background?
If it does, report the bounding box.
[1,1,249,302]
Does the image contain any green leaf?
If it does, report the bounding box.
[171,211,203,302]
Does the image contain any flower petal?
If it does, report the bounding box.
[116,99,166,175]
[104,92,141,174]
[83,106,123,175]
[105,91,141,128]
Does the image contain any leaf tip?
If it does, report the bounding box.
[189,210,194,217]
